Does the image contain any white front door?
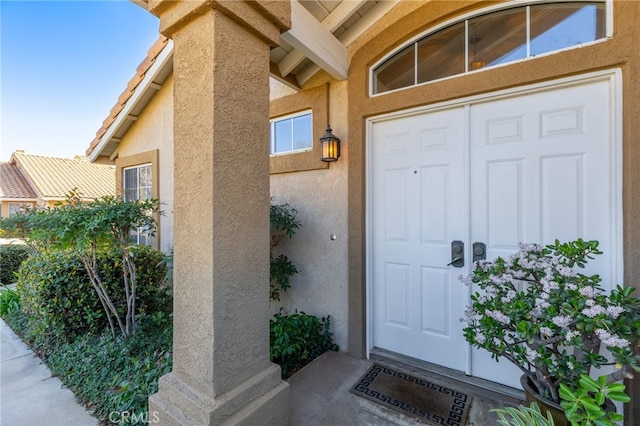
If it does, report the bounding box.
[370,74,620,388]
[371,107,468,371]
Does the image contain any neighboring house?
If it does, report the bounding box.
[0,151,115,217]
[88,1,640,424]
[0,161,37,217]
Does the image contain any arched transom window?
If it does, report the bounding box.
[371,1,606,95]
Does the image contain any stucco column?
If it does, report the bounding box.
[147,1,291,425]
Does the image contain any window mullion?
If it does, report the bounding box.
[414,42,418,86]
[526,5,531,58]
[465,20,469,73]
[291,118,295,152]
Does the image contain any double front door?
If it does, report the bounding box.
[370,76,618,387]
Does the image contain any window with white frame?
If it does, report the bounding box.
[270,111,313,155]
[123,164,152,246]
[372,1,606,95]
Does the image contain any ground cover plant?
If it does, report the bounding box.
[46,312,172,424]
[3,308,172,425]
[270,310,338,378]
[0,285,20,316]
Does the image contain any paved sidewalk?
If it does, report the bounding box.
[0,318,97,426]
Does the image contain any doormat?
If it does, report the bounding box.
[350,363,471,426]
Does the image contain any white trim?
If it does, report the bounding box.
[123,162,152,172]
[365,117,374,360]
[610,69,624,285]
[88,40,174,162]
[370,0,610,97]
[464,20,469,74]
[269,147,313,158]
[525,6,531,58]
[365,68,623,358]
[605,0,614,38]
[369,69,620,123]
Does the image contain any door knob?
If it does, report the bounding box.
[448,241,464,267]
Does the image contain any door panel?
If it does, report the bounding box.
[469,81,613,387]
[371,107,468,371]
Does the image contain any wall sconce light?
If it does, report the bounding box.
[320,125,341,162]
[320,83,340,162]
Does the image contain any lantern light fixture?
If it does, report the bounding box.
[320,125,340,162]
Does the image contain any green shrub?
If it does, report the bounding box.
[45,312,172,425]
[0,244,31,285]
[98,245,171,316]
[270,311,338,379]
[270,203,301,240]
[0,286,20,316]
[16,246,170,347]
[269,203,301,302]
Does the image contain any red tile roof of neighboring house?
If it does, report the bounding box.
[86,36,169,157]
[0,162,37,200]
[11,151,115,200]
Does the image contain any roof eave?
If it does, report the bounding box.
[88,40,174,162]
[131,0,149,12]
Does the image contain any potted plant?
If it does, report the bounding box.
[461,239,639,424]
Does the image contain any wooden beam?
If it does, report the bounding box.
[269,61,300,91]
[297,0,400,85]
[280,0,348,81]
[278,0,366,77]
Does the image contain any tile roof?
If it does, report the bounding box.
[11,152,115,200]
[86,36,169,157]
[0,162,37,199]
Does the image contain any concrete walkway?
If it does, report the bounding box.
[0,319,97,426]
[289,350,525,425]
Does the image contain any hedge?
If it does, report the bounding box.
[0,244,31,285]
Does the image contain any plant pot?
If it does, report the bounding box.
[520,375,568,426]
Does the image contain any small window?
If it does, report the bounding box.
[270,111,312,155]
[8,204,22,217]
[123,164,152,246]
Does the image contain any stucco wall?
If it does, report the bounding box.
[269,79,349,350]
[116,74,174,254]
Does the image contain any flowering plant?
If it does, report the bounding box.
[462,239,640,404]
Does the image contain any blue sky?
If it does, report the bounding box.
[1,1,160,161]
